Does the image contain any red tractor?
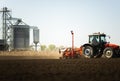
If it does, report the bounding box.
[82,32,120,58]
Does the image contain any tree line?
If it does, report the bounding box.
[40,44,57,51]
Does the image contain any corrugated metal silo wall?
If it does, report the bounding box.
[33,28,39,44]
[13,25,30,50]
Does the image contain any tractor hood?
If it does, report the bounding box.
[105,43,119,49]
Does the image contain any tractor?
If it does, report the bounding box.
[82,32,120,58]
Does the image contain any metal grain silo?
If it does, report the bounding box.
[13,25,30,50]
[33,27,39,44]
[33,27,39,51]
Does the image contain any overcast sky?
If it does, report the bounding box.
[0,0,120,47]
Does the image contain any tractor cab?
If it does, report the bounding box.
[89,32,107,46]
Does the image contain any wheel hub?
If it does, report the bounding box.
[85,49,91,56]
[106,50,112,58]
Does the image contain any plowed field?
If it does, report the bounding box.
[0,58,120,81]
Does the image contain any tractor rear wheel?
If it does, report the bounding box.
[103,47,114,58]
[83,46,94,58]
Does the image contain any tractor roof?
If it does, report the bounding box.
[89,32,106,36]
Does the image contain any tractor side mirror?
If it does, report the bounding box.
[107,35,111,39]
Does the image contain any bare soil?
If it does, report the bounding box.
[0,58,120,81]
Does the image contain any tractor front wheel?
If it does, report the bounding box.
[103,47,114,58]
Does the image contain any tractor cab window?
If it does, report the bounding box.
[100,36,106,43]
[89,35,99,45]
